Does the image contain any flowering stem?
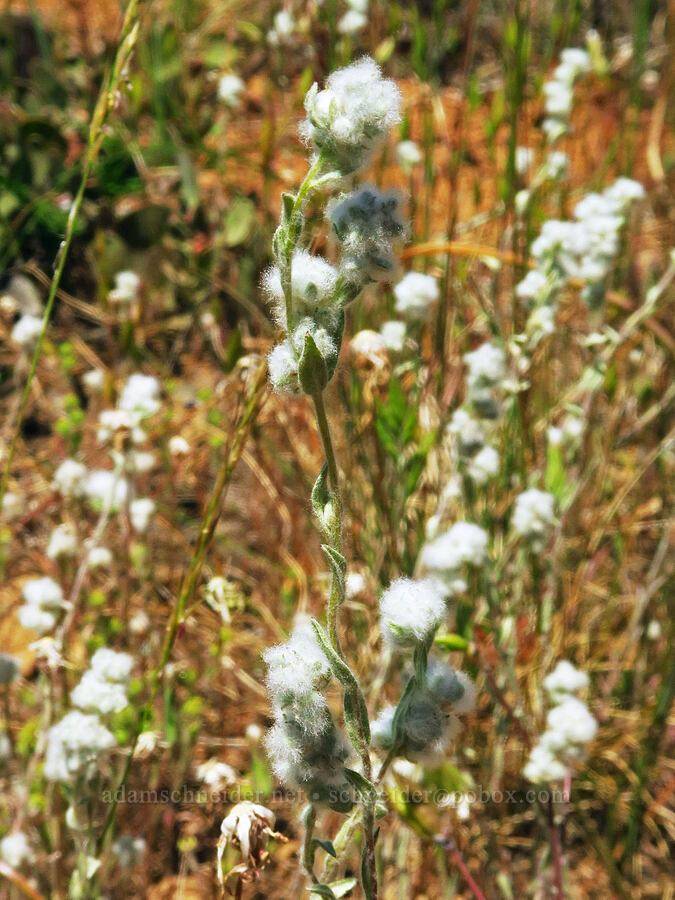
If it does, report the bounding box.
[302,804,318,884]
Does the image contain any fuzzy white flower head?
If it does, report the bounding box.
[54,459,88,497]
[110,271,140,304]
[2,491,22,520]
[268,10,294,45]
[168,435,191,456]
[267,339,298,393]
[515,269,556,304]
[547,425,563,446]
[97,409,141,443]
[263,615,332,704]
[446,407,490,455]
[22,576,64,609]
[11,314,43,349]
[91,648,134,682]
[300,57,401,173]
[345,571,367,598]
[0,832,32,869]
[545,696,597,748]
[393,272,439,320]
[543,79,573,118]
[396,139,423,169]
[543,660,590,700]
[467,445,499,484]
[350,330,388,368]
[463,342,506,388]
[380,320,406,352]
[559,48,591,78]
[196,759,237,788]
[218,73,245,107]
[512,488,555,546]
[338,8,367,33]
[263,250,339,329]
[421,522,489,574]
[18,605,57,634]
[379,577,446,648]
[46,525,78,561]
[82,368,105,393]
[544,150,569,181]
[84,470,129,512]
[118,373,161,418]
[515,146,533,176]
[523,743,569,783]
[130,498,155,533]
[604,177,645,210]
[71,670,129,715]
[541,117,568,144]
[87,546,113,570]
[44,711,116,781]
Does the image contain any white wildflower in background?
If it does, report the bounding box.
[168,435,191,455]
[380,320,407,352]
[338,8,367,34]
[393,271,439,319]
[71,670,129,715]
[512,488,555,549]
[87,546,112,570]
[18,577,65,635]
[46,525,78,561]
[118,373,161,418]
[463,342,506,389]
[1,491,22,520]
[196,759,237,789]
[82,368,105,393]
[0,832,32,869]
[11,314,43,350]
[84,470,129,512]
[467,445,499,484]
[267,9,294,45]
[543,660,590,700]
[421,522,488,593]
[112,835,146,869]
[217,802,279,880]
[53,459,87,497]
[44,711,116,781]
[90,648,134,682]
[300,56,401,173]
[109,271,140,305]
[350,330,388,368]
[218,73,245,107]
[396,139,423,170]
[379,578,446,648]
[515,146,533,176]
[345,571,367,598]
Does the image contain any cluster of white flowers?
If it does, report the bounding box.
[71,648,133,715]
[300,57,401,174]
[512,488,556,550]
[217,72,244,107]
[18,576,66,635]
[338,0,368,35]
[108,270,140,306]
[524,660,597,784]
[396,139,423,170]
[54,459,87,497]
[44,710,116,782]
[393,271,439,320]
[263,617,354,810]
[11,314,42,350]
[542,47,591,144]
[266,60,404,394]
[0,831,32,869]
[267,9,294,45]
[46,524,78,561]
[421,522,489,596]
[374,584,475,764]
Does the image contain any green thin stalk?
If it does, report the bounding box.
[0,0,144,513]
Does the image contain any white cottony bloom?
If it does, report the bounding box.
[196,759,237,788]
[130,450,156,474]
[21,577,63,609]
[18,605,57,634]
[447,407,490,455]
[11,314,43,349]
[542,117,567,144]
[84,470,129,512]
[87,546,112,569]
[421,522,489,574]
[559,47,591,77]
[604,177,645,210]
[263,615,331,704]
[338,8,367,33]
[393,272,439,319]
[267,9,294,45]
[512,488,555,547]
[547,426,563,446]
[2,491,22,520]
[217,802,277,879]
[53,459,87,497]
[463,342,506,389]
[515,146,533,175]
[0,832,32,869]
[46,525,78,561]
[515,269,556,303]
[71,670,129,715]
[82,368,105,393]
[396,139,423,169]
[109,271,140,304]
[562,415,584,443]
[90,648,134,682]
[267,320,338,394]
[545,696,597,751]
[467,445,499,484]
[350,330,388,368]
[168,435,190,456]
[379,578,446,648]
[525,304,556,344]
[218,73,245,107]
[44,711,116,781]
[380,320,406,352]
[345,571,367,598]
[523,744,569,783]
[543,79,573,118]
[262,250,339,328]
[543,660,590,700]
[118,373,161,418]
[300,56,401,173]
[130,498,155,533]
[544,150,569,181]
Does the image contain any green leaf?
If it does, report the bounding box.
[311,838,337,859]
[327,879,358,898]
[311,463,330,520]
[224,196,256,247]
[344,768,376,803]
[322,545,347,596]
[308,885,337,899]
[311,620,359,694]
[434,633,469,652]
[298,331,329,394]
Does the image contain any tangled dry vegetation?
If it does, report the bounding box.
[0,1,673,898]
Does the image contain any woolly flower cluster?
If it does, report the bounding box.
[263,618,354,811]
[512,175,645,368]
[542,47,591,144]
[524,660,597,784]
[338,0,368,35]
[445,341,506,487]
[421,522,489,597]
[18,577,66,635]
[71,648,134,715]
[300,57,401,174]
[393,271,439,320]
[374,579,475,764]
[512,488,556,551]
[44,711,116,782]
